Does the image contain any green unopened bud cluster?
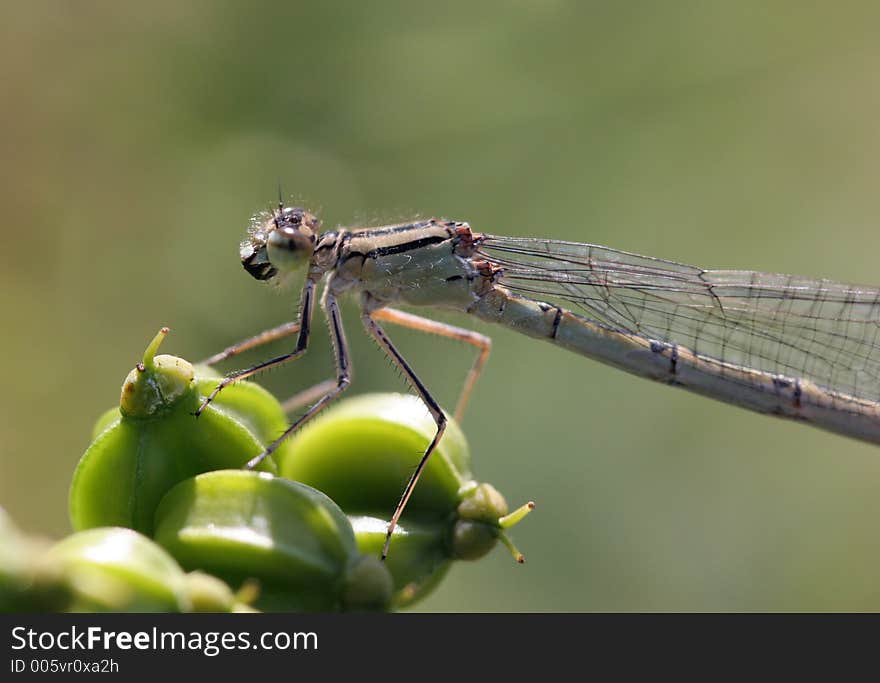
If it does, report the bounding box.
[279,392,534,607]
[0,516,247,612]
[71,328,280,535]
[153,470,392,611]
[4,328,532,612]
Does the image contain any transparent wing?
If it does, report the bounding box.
[479,235,880,402]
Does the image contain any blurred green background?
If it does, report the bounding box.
[4,1,880,611]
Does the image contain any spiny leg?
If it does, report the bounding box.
[197,316,342,415]
[371,307,491,422]
[194,279,316,417]
[361,308,447,560]
[246,285,351,469]
[199,321,300,366]
[195,303,347,416]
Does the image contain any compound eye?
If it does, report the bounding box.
[267,226,313,272]
[271,226,305,249]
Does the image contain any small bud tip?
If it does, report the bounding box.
[498,499,535,529]
[142,327,170,367]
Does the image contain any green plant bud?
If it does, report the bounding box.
[349,515,451,609]
[46,527,188,612]
[450,520,498,562]
[93,364,219,433]
[278,393,534,605]
[93,363,295,463]
[457,482,509,523]
[453,483,536,563]
[119,339,194,418]
[0,509,71,612]
[278,393,472,522]
[340,555,394,612]
[181,571,240,612]
[71,329,283,536]
[191,373,296,465]
[152,470,392,612]
[91,406,121,440]
[450,482,528,561]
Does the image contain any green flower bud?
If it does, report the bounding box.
[119,329,194,418]
[46,527,189,612]
[349,515,450,609]
[71,329,285,536]
[452,482,534,562]
[278,393,471,522]
[341,555,394,612]
[152,470,392,612]
[278,393,534,605]
[0,509,71,612]
[181,571,241,612]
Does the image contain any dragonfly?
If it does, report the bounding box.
[196,203,880,558]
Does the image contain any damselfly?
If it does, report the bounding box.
[197,204,880,558]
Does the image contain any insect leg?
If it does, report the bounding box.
[245,285,351,469]
[361,307,447,560]
[371,307,491,422]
